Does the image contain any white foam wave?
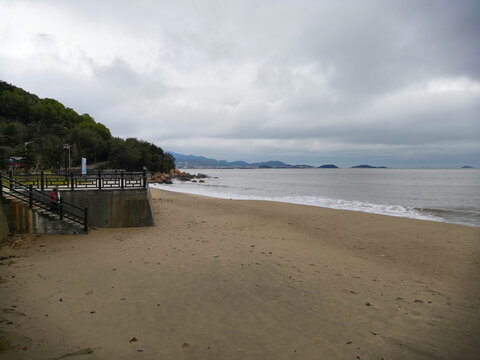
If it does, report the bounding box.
[150,183,444,223]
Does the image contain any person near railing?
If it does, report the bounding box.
[49,186,60,213]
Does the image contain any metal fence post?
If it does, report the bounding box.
[9,170,13,190]
[41,171,44,191]
[59,198,63,220]
[84,208,88,232]
[121,171,124,189]
[98,171,102,190]
[143,169,147,189]
[70,172,74,191]
[29,185,33,208]
[0,172,3,197]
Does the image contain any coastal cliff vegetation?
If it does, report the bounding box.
[0,80,175,172]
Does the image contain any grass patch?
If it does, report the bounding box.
[0,334,12,352]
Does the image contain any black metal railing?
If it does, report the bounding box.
[0,173,87,231]
[2,170,148,191]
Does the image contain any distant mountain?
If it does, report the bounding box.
[318,164,338,168]
[462,166,474,169]
[351,165,387,169]
[169,152,314,169]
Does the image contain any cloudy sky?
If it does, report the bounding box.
[1,0,479,167]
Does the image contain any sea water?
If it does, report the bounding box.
[150,168,480,227]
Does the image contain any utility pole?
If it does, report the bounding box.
[24,141,34,173]
[63,144,72,175]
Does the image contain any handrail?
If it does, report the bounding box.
[0,173,87,231]
[6,170,148,191]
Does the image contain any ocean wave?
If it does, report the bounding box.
[415,207,480,227]
[273,195,444,222]
[150,183,448,224]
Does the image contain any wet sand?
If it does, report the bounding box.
[0,188,479,359]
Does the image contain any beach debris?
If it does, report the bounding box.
[90,310,96,314]
[39,244,46,247]
[182,342,190,348]
[1,309,25,322]
[12,241,22,248]
[129,337,138,343]
[346,341,352,344]
[371,331,378,335]
[85,290,93,295]
[0,255,16,263]
[414,299,424,303]
[59,298,63,302]
[365,302,374,306]
[53,348,94,359]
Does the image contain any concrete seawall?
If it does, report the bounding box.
[60,188,155,228]
[1,198,83,235]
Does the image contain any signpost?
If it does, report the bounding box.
[82,158,87,175]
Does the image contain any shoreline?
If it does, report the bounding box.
[150,184,479,228]
[1,188,479,359]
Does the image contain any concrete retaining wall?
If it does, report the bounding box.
[60,188,154,228]
[1,198,83,235]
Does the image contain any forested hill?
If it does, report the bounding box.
[0,81,175,172]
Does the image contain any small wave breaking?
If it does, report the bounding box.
[150,183,450,224]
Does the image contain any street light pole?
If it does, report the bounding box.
[63,144,72,175]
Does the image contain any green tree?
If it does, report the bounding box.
[0,80,175,173]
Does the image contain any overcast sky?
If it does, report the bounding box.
[1,0,479,167]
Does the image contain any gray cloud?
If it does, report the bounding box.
[0,0,478,167]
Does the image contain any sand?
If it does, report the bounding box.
[0,188,479,359]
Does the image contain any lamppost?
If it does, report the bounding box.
[63,144,72,175]
[24,141,34,173]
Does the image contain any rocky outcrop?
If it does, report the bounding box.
[149,170,209,184]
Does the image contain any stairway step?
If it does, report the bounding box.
[3,192,86,231]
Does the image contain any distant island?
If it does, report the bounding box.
[318,164,338,169]
[171,152,345,169]
[171,152,412,169]
[462,166,474,169]
[171,152,314,169]
[351,165,387,169]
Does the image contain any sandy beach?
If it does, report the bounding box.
[1,188,479,359]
